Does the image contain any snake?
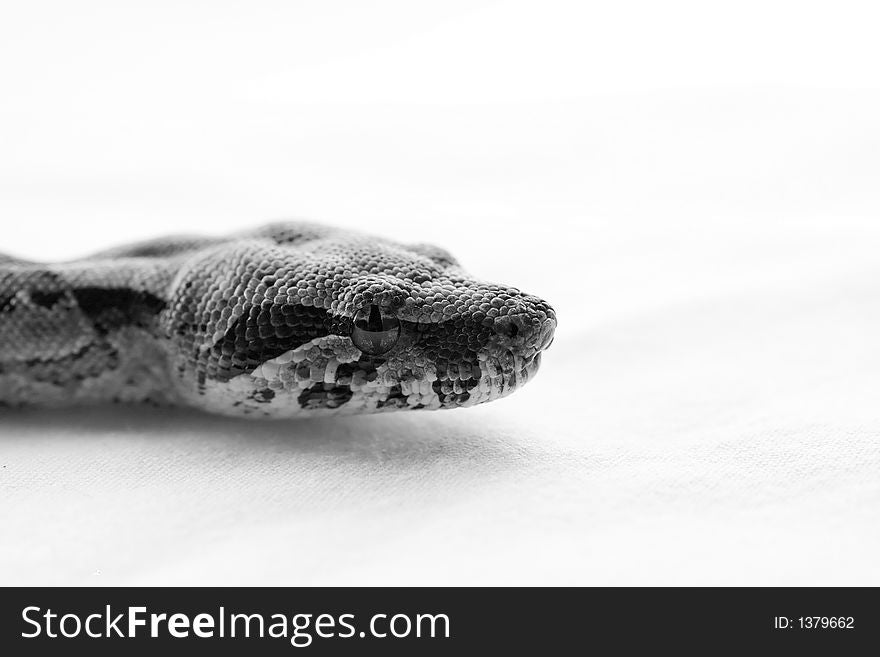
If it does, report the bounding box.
[0,222,556,418]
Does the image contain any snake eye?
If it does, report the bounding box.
[351,304,400,355]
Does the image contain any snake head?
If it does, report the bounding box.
[166,223,556,417]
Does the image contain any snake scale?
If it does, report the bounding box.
[0,222,556,418]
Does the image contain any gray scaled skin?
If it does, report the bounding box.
[0,222,557,418]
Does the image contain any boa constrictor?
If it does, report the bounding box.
[0,222,556,418]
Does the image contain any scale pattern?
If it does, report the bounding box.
[0,222,556,417]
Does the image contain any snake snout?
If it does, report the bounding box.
[491,298,557,358]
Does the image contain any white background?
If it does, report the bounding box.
[1,0,878,584]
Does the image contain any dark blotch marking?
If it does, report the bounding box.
[334,356,382,386]
[72,287,166,335]
[298,383,353,409]
[30,290,65,309]
[2,269,66,312]
[252,388,276,404]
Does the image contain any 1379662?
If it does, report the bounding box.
[798,617,854,629]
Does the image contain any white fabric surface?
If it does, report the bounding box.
[1,1,879,585]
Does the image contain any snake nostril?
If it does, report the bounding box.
[493,310,556,353]
[494,316,520,339]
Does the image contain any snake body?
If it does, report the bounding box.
[0,222,556,417]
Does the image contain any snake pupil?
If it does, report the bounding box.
[367,304,383,332]
[351,304,401,355]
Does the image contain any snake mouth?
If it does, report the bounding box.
[466,348,543,404]
[505,349,542,392]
